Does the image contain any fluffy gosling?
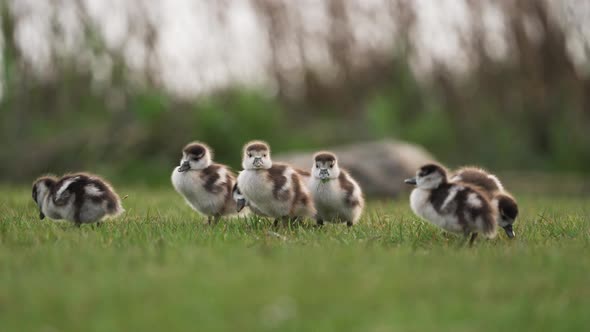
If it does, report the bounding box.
[405,164,497,244]
[307,151,364,227]
[451,167,518,238]
[171,141,237,224]
[32,173,123,226]
[236,140,315,226]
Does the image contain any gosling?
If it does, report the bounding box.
[307,151,364,227]
[234,169,311,215]
[236,140,315,226]
[451,167,518,238]
[405,164,497,244]
[32,173,123,226]
[171,141,237,224]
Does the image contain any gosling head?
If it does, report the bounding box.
[177,142,212,172]
[497,194,518,238]
[32,176,57,219]
[312,151,340,181]
[242,141,272,170]
[405,164,448,190]
[232,183,246,212]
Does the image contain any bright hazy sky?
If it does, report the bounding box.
[1,0,588,99]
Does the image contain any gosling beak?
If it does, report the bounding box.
[178,161,191,172]
[503,224,515,238]
[404,177,417,185]
[236,199,246,212]
[253,158,263,168]
[319,169,330,180]
[39,211,45,220]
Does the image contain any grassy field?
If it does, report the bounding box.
[1,186,589,332]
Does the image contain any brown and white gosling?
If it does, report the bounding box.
[451,167,518,238]
[171,142,237,224]
[307,151,364,227]
[32,173,123,226]
[236,140,315,226]
[405,164,497,244]
[233,169,310,215]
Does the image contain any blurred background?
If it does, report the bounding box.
[1,0,589,188]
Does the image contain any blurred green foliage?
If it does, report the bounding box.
[1,59,589,185]
[366,58,590,173]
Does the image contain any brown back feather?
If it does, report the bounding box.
[266,164,290,201]
[454,168,501,193]
[338,170,359,207]
[200,164,223,193]
[52,173,121,221]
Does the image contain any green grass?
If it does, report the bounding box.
[1,186,589,332]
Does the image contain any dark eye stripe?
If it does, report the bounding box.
[419,169,432,176]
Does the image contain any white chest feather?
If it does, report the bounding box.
[308,178,343,212]
[409,189,462,233]
[308,176,362,223]
[237,169,292,217]
[171,167,228,215]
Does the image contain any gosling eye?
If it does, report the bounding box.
[316,164,319,169]
[247,153,252,158]
[329,165,333,169]
[263,154,267,158]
